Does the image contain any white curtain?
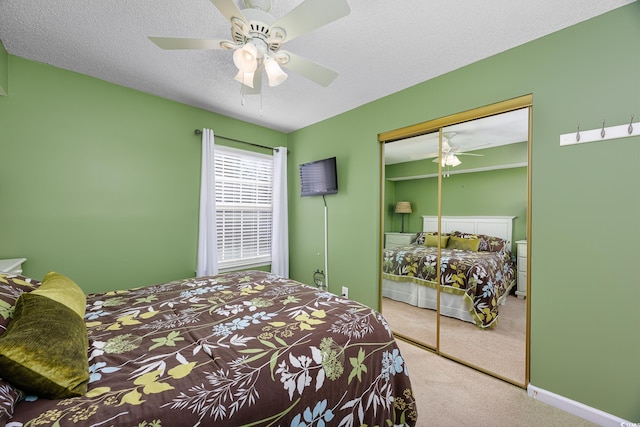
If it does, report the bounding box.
[196,128,218,277]
[271,146,289,277]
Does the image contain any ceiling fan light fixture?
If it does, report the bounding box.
[149,0,350,94]
[234,70,255,88]
[233,43,258,72]
[264,57,288,87]
[443,154,462,167]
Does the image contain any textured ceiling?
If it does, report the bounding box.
[0,0,634,133]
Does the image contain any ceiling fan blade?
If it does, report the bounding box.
[149,37,228,50]
[209,0,247,23]
[457,152,484,156]
[419,152,439,159]
[279,51,337,87]
[270,0,350,43]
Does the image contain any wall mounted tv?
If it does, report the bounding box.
[299,156,338,197]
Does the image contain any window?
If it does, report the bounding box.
[214,146,273,270]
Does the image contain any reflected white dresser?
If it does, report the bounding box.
[515,240,527,298]
[0,258,27,274]
[384,232,414,248]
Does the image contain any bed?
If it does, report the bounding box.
[0,270,417,426]
[382,216,517,329]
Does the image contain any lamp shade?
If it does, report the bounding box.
[441,154,462,167]
[234,70,255,88]
[447,154,462,167]
[233,43,258,73]
[264,57,288,87]
[395,201,412,214]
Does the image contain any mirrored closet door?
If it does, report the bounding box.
[382,130,440,349]
[378,96,532,387]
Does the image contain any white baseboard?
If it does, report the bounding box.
[527,384,632,427]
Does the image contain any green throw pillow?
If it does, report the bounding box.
[0,272,89,399]
[447,236,481,252]
[424,234,450,247]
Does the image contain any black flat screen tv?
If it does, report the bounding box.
[299,156,338,197]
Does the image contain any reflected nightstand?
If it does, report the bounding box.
[0,258,27,275]
[384,232,414,249]
[515,240,527,298]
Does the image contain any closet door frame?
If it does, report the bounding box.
[378,94,532,388]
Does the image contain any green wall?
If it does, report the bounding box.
[0,55,286,293]
[385,167,528,246]
[288,3,639,421]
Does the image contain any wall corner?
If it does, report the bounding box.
[0,39,8,96]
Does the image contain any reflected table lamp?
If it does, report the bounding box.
[395,201,412,233]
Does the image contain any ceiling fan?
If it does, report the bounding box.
[148,0,350,94]
[434,132,484,168]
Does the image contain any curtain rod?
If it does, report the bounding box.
[194,129,280,152]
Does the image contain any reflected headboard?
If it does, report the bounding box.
[422,215,515,245]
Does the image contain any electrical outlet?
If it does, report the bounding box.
[341,286,348,298]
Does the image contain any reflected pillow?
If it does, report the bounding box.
[0,272,89,399]
[413,232,427,245]
[450,231,507,252]
[447,236,481,252]
[424,234,450,247]
[0,274,40,333]
[415,231,448,246]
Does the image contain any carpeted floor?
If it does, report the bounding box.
[382,295,526,384]
[396,339,598,426]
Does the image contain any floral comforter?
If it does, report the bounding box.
[9,270,417,426]
[382,244,516,328]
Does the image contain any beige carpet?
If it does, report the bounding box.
[382,295,526,384]
[396,339,598,426]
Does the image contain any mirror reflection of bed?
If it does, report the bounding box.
[382,216,526,383]
[380,101,530,386]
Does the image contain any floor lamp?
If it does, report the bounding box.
[395,201,412,233]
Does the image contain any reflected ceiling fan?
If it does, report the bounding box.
[149,0,350,94]
[434,132,484,167]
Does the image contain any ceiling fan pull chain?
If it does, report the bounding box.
[629,115,635,135]
[260,90,264,117]
[600,120,606,138]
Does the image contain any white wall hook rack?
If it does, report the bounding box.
[560,117,639,146]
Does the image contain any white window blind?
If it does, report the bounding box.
[214,146,273,270]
